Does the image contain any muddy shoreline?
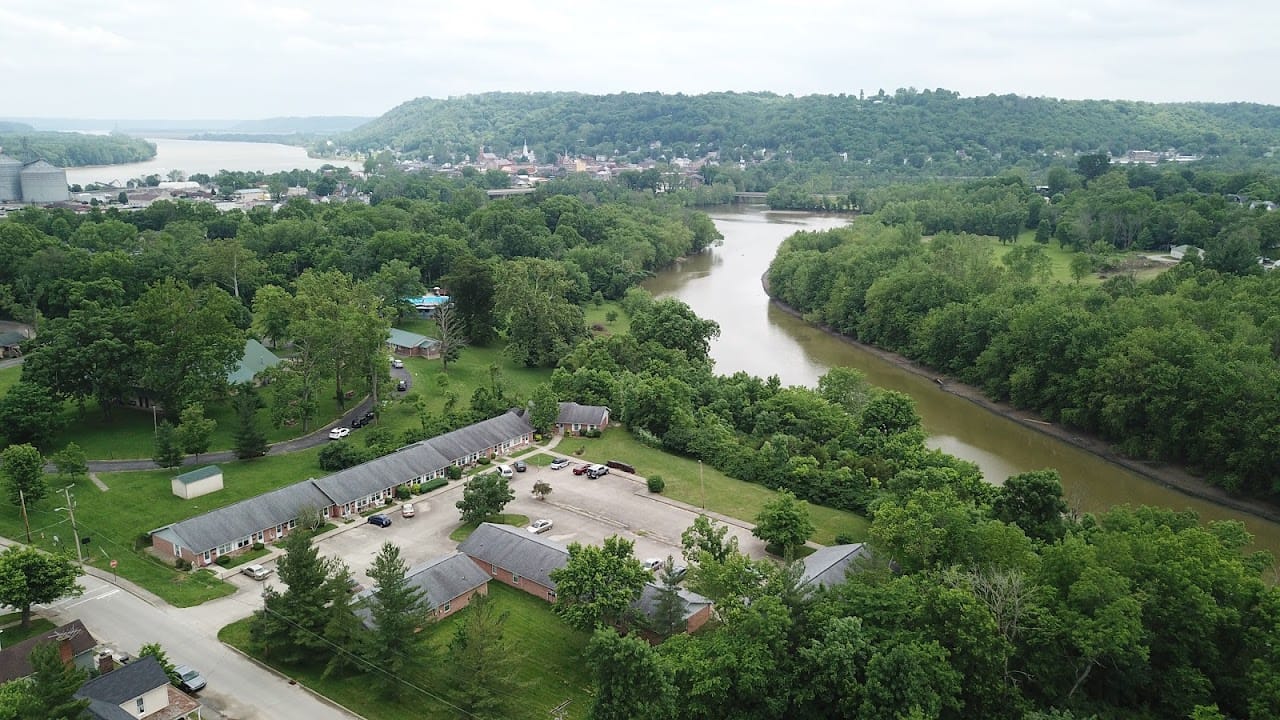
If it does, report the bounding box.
[762,280,1280,526]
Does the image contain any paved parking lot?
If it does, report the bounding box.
[306,452,768,586]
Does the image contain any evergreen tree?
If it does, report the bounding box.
[446,592,525,716]
[151,421,182,468]
[231,383,269,459]
[364,542,431,697]
[648,557,686,638]
[321,564,366,679]
[251,528,340,664]
[20,641,89,720]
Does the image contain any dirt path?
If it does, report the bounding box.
[765,290,1280,525]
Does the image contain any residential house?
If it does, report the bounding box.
[799,543,872,590]
[1170,244,1205,261]
[355,552,490,621]
[0,330,26,359]
[458,523,712,633]
[151,410,535,567]
[554,402,610,435]
[227,338,283,386]
[0,620,99,684]
[76,655,201,720]
[386,328,441,358]
[403,295,451,319]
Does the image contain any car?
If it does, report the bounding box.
[362,410,375,423]
[496,464,513,478]
[368,514,392,528]
[350,415,366,429]
[549,458,570,470]
[401,503,415,518]
[391,358,404,369]
[572,464,590,476]
[606,460,636,474]
[642,558,665,572]
[397,379,408,391]
[586,464,610,479]
[513,460,527,473]
[174,665,206,693]
[241,564,273,581]
[328,427,351,440]
[528,518,554,534]
[346,578,366,594]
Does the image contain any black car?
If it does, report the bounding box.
[368,514,392,528]
[351,415,366,429]
[397,379,408,391]
[513,460,527,473]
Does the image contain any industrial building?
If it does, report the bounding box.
[0,153,70,203]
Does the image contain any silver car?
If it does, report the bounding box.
[174,665,206,693]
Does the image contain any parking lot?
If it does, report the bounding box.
[257,452,769,589]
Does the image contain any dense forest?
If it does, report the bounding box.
[0,131,155,167]
[768,161,1280,500]
[340,90,1280,178]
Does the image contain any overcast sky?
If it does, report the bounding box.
[3,0,1278,120]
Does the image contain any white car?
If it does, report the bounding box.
[528,519,554,534]
[391,358,404,368]
[401,503,415,518]
[328,427,351,440]
[642,558,664,572]
[549,458,570,470]
[241,564,273,580]
[496,464,514,478]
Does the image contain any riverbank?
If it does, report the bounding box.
[763,275,1280,527]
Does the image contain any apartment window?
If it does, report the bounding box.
[490,564,498,576]
[443,602,451,613]
[512,574,521,585]
[172,544,182,557]
[136,697,145,714]
[202,550,211,563]
[547,589,557,600]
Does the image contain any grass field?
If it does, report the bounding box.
[0,365,20,398]
[992,230,1174,285]
[562,429,869,545]
[583,300,630,336]
[0,612,56,644]
[218,583,592,720]
[448,513,530,542]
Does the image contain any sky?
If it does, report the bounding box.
[3,0,1279,121]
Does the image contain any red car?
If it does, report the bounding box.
[572,464,590,475]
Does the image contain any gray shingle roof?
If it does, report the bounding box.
[228,338,283,385]
[457,522,568,589]
[83,698,136,720]
[310,441,450,506]
[556,402,609,426]
[153,480,333,554]
[76,655,168,705]
[356,552,490,617]
[800,544,870,589]
[421,410,533,461]
[634,583,712,622]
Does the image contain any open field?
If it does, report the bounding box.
[218,583,592,720]
[992,229,1174,284]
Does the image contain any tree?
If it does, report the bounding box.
[455,472,515,525]
[152,421,182,468]
[550,536,650,631]
[18,641,89,720]
[1069,253,1094,283]
[681,515,738,565]
[252,528,344,664]
[993,470,1068,542]
[532,480,552,501]
[648,558,686,638]
[138,642,181,686]
[528,384,560,433]
[251,284,294,349]
[320,563,365,679]
[1,444,47,508]
[446,592,525,716]
[752,491,815,557]
[175,403,216,463]
[442,256,497,346]
[49,443,87,487]
[1206,226,1262,276]
[1076,153,1112,183]
[0,546,83,628]
[231,383,269,459]
[584,628,676,720]
[433,302,467,371]
[364,542,432,698]
[629,297,720,364]
[0,381,65,447]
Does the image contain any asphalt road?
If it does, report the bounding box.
[38,574,356,720]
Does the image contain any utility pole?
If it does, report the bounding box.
[18,490,31,543]
[699,460,706,510]
[62,487,82,565]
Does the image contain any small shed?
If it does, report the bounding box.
[172,465,224,500]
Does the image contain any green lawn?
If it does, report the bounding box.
[0,447,327,606]
[0,613,56,644]
[993,230,1174,285]
[0,365,20,398]
[584,300,630,336]
[448,514,530,542]
[218,583,592,720]
[565,429,869,545]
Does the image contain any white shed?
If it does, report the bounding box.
[172,465,224,500]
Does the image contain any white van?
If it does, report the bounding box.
[496,464,514,478]
[586,464,609,479]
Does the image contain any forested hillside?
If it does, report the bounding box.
[342,90,1280,177]
[0,131,155,167]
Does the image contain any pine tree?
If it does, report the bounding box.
[649,558,686,638]
[251,528,338,664]
[152,420,183,468]
[446,593,526,716]
[322,564,367,679]
[231,383,269,459]
[364,542,431,697]
[21,641,89,720]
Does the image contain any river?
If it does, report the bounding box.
[644,206,1280,553]
[65,138,359,188]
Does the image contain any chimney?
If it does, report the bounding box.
[96,651,115,675]
[58,639,74,666]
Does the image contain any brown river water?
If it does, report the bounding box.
[644,206,1280,554]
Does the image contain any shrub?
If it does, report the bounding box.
[319,441,370,471]
[647,475,665,493]
[215,555,232,567]
[447,465,463,480]
[396,487,412,500]
[174,557,192,571]
[420,478,448,493]
[252,542,265,551]
[834,533,858,545]
[477,456,491,465]
[605,310,619,323]
[632,427,663,448]
[585,428,602,438]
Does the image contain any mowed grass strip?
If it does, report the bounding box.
[562,429,869,545]
[218,583,591,720]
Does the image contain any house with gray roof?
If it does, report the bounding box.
[227,338,283,385]
[387,328,440,357]
[76,655,201,720]
[554,402,610,435]
[458,523,712,633]
[355,552,490,622]
[150,411,534,568]
[799,543,871,589]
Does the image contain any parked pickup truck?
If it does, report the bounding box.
[241,564,273,581]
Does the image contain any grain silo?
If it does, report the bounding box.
[0,154,22,202]
[19,160,69,203]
